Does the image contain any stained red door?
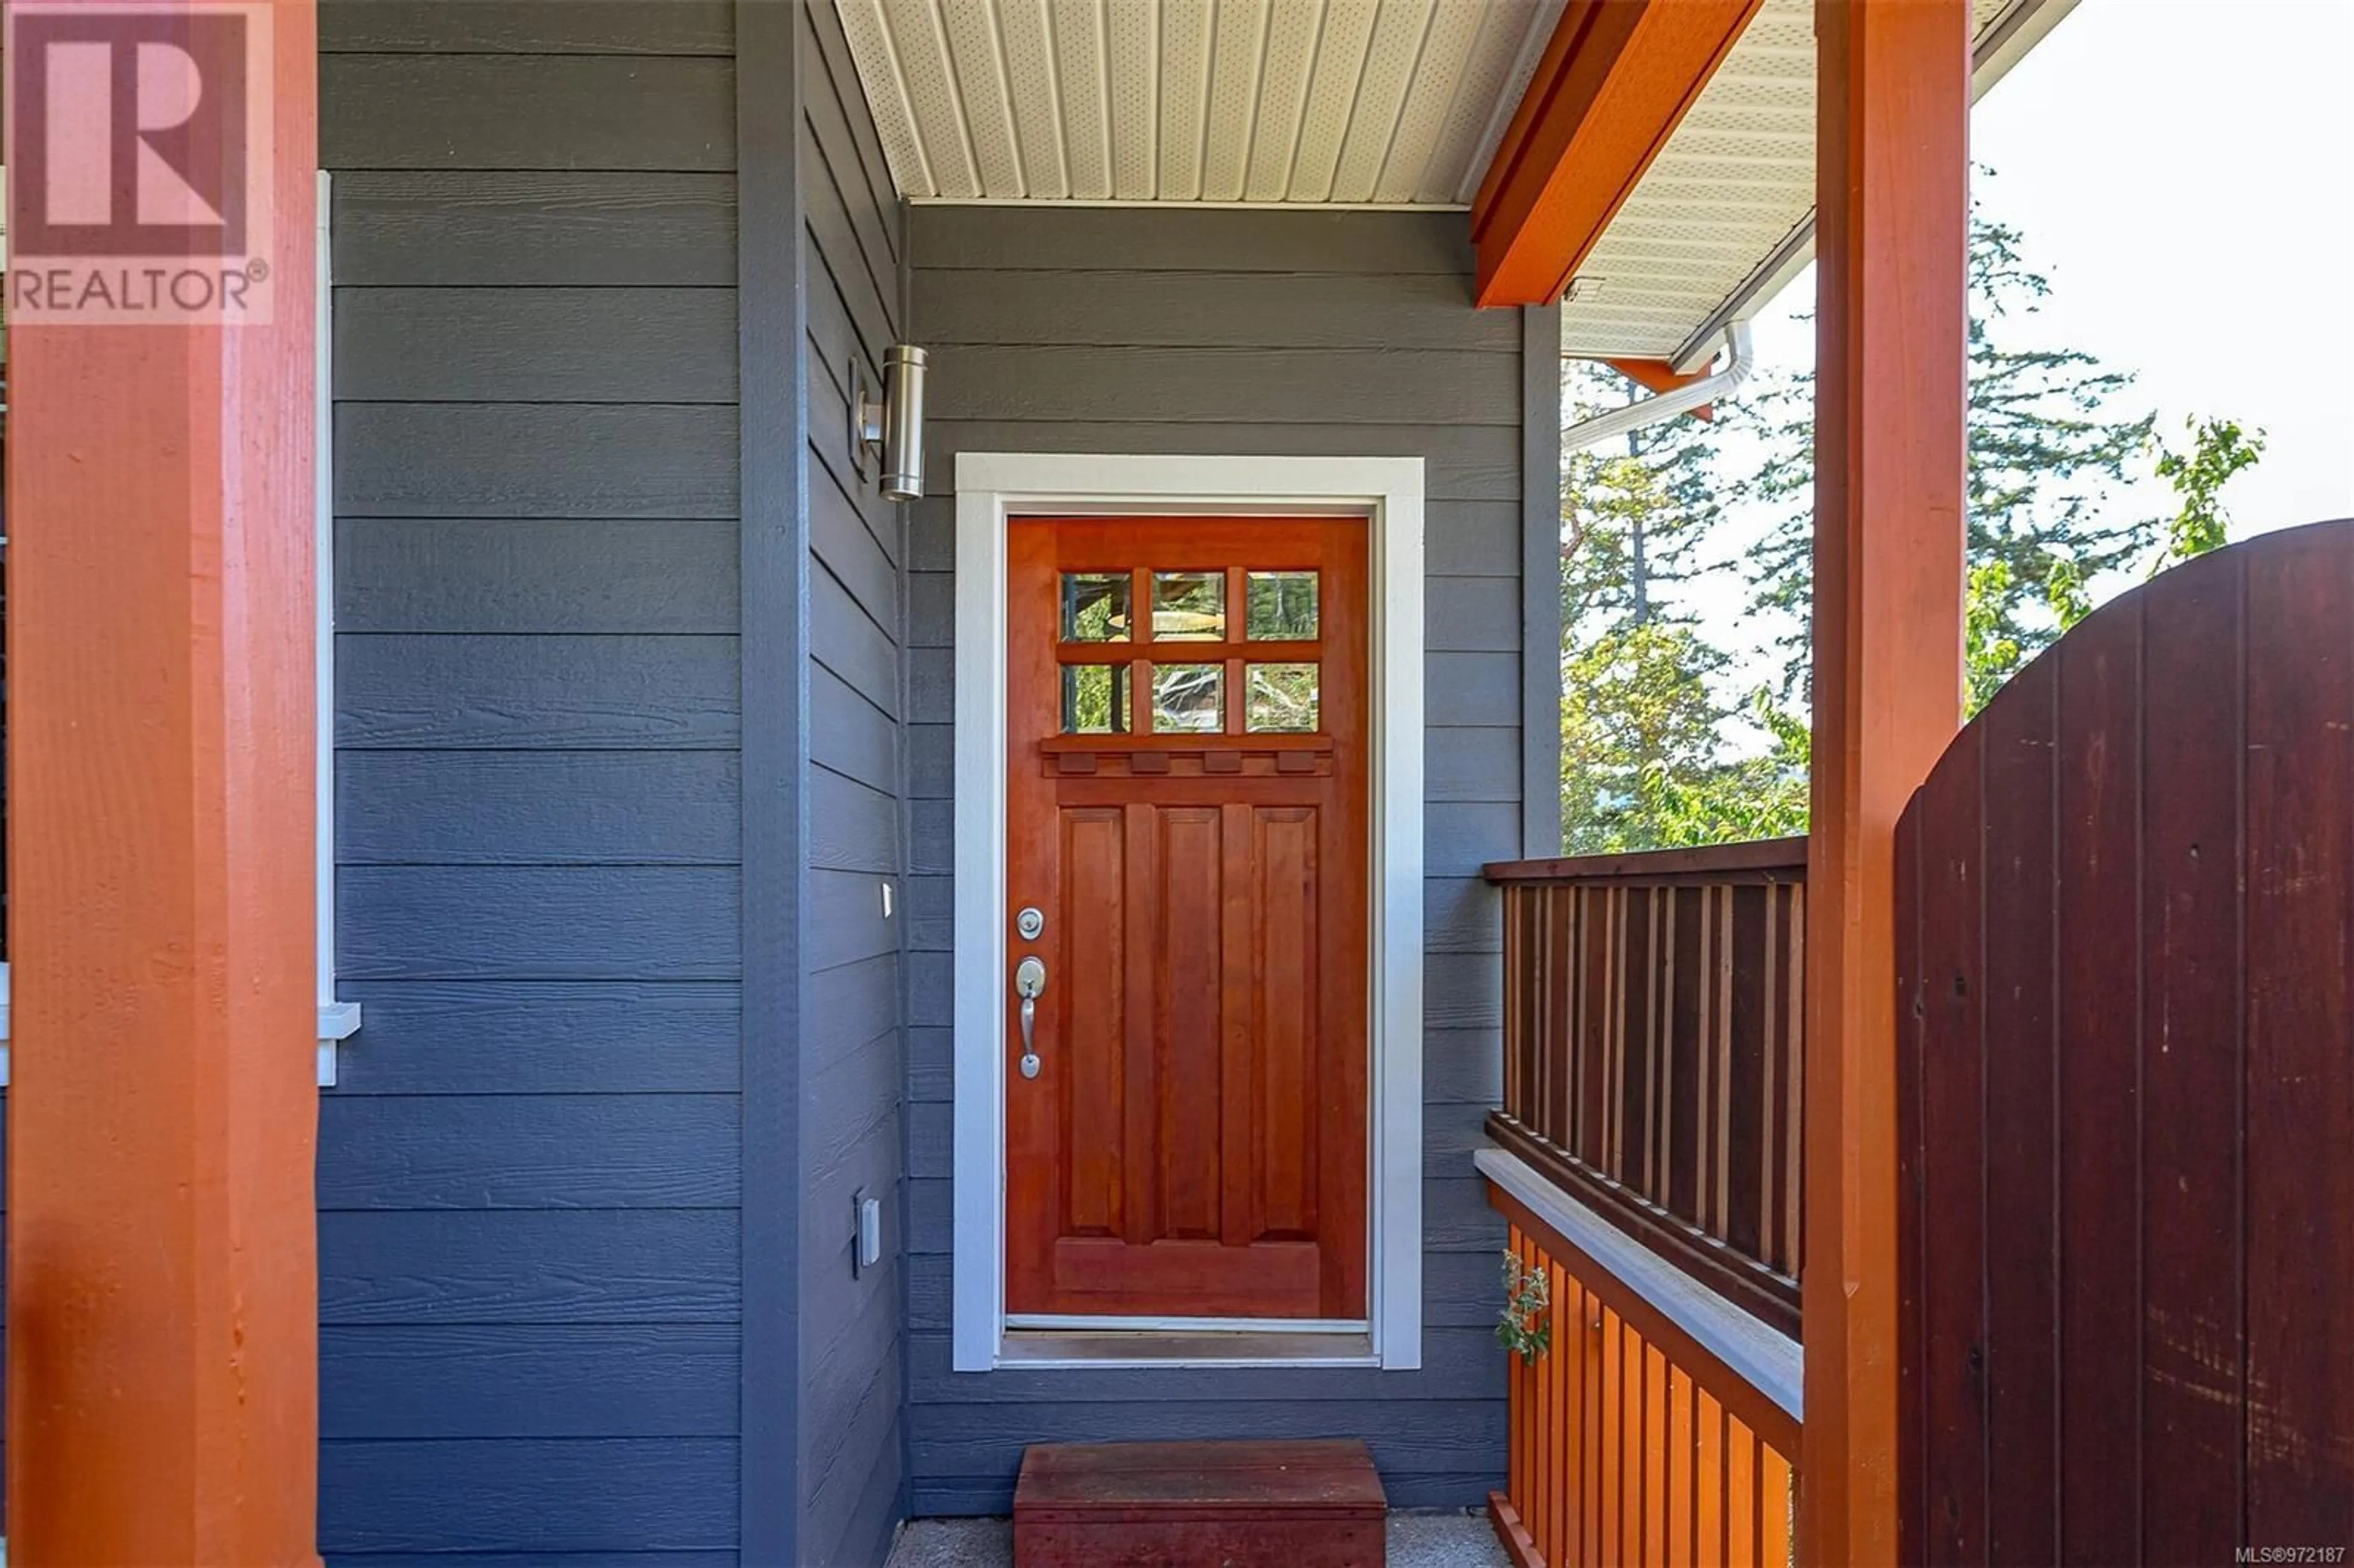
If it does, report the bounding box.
[1005,516,1370,1321]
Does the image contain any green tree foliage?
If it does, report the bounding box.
[1558,365,1724,626]
[2153,416,2264,568]
[1739,182,2163,688]
[1964,560,2026,714]
[1558,363,1808,852]
[1560,175,2264,847]
[1959,416,2263,715]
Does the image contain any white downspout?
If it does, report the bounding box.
[1562,320,1756,452]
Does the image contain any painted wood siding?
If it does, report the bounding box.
[796,1,910,1563]
[321,3,745,1559]
[903,207,1525,1513]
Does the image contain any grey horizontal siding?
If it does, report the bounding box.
[330,172,737,287]
[337,519,741,634]
[339,752,740,864]
[902,205,1515,1515]
[813,664,898,794]
[927,344,1510,425]
[316,1095,741,1208]
[327,981,740,1096]
[321,55,736,170]
[320,0,734,55]
[336,403,740,518]
[340,866,741,980]
[321,1325,741,1439]
[319,1210,740,1325]
[794,2,908,1563]
[337,635,741,750]
[321,10,745,1562]
[322,1324,740,1441]
[920,268,1518,352]
[336,289,739,403]
[319,1439,738,1556]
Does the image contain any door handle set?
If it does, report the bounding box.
[1014,954,1047,1079]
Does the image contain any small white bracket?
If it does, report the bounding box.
[317,1002,365,1087]
[854,1191,883,1274]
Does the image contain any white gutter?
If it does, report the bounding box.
[1564,321,1755,453]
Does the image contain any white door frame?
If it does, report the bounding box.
[950,452,1426,1373]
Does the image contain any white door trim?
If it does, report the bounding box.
[950,451,1426,1374]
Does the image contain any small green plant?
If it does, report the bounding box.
[1496,1250,1552,1361]
[2151,414,2264,571]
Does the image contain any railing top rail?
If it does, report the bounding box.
[1480,1146,1804,1458]
[1482,835,1808,885]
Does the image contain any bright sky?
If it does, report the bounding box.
[1753,0,2354,533]
[1683,0,2354,680]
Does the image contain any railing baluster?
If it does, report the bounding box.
[1504,887,1521,1124]
[1759,881,1781,1270]
[1548,885,1574,1152]
[1727,1415,1756,1566]
[1782,885,1804,1279]
[1722,888,1739,1243]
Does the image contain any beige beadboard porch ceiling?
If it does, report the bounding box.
[835,0,1563,207]
[835,0,2072,363]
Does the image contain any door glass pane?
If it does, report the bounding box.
[1246,571,1319,641]
[1061,573,1132,642]
[1246,663,1319,733]
[1151,571,1225,641]
[1062,664,1131,734]
[1150,664,1224,733]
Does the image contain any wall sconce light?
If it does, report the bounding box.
[851,344,928,502]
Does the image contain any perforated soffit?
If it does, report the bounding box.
[834,0,1563,207]
[1561,0,2052,364]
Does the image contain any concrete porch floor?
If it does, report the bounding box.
[883,1509,1510,1567]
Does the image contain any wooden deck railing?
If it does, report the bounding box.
[1480,840,1808,1568]
[1484,840,1806,1335]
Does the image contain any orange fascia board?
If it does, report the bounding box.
[1473,0,1763,308]
[1603,356,1716,422]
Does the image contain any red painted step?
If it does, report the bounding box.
[1013,1438,1387,1567]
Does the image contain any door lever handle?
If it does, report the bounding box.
[1014,955,1047,1079]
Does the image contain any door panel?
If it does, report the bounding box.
[1005,517,1369,1321]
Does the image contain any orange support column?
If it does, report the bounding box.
[1802,1,1968,1564]
[4,1,321,1562]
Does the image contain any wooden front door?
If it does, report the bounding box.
[1005,516,1370,1322]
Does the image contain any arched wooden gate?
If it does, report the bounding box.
[1897,520,2354,1564]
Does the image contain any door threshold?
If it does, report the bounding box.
[999,1328,1379,1369]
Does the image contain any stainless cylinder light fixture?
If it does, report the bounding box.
[880,344,928,500]
[851,344,929,502]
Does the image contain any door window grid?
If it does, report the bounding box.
[1057,568,1324,737]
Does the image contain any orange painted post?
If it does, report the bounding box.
[1802,1,1970,1564]
[4,1,322,1562]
